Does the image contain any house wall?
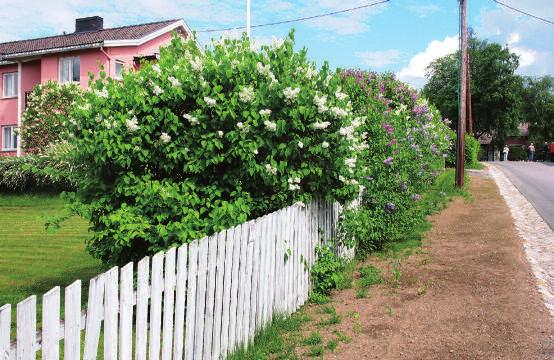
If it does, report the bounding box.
[40,49,109,88]
[0,63,18,156]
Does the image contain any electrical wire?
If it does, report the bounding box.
[196,0,390,33]
[492,0,554,25]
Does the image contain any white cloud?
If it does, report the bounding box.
[397,35,458,88]
[405,4,441,18]
[356,49,403,68]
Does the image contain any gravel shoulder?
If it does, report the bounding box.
[319,172,553,359]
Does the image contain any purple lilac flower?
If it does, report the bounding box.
[383,157,394,166]
[385,202,396,213]
[382,123,394,135]
[386,139,397,147]
[412,194,421,201]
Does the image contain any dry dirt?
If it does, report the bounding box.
[302,174,554,360]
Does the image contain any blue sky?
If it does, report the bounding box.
[0,0,552,88]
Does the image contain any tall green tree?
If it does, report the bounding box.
[522,76,554,143]
[423,38,523,147]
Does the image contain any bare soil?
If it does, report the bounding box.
[302,174,553,359]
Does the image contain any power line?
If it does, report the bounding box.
[492,0,554,25]
[197,0,390,33]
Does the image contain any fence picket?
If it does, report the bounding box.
[173,245,188,360]
[0,304,11,360]
[228,225,242,352]
[194,238,209,359]
[255,217,266,329]
[64,281,81,360]
[211,231,227,359]
[242,222,254,343]
[16,296,36,360]
[135,257,150,360]
[248,219,260,338]
[203,234,219,359]
[149,253,164,360]
[104,267,119,360]
[184,241,198,360]
[235,224,248,346]
[120,263,134,360]
[42,287,60,360]
[219,229,234,357]
[83,275,104,360]
[162,248,176,360]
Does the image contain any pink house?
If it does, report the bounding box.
[0,16,192,156]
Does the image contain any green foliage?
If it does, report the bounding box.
[21,81,82,153]
[424,37,523,147]
[306,345,324,357]
[326,339,339,351]
[0,142,78,193]
[355,288,368,298]
[337,70,452,255]
[358,265,382,288]
[68,32,363,265]
[310,246,345,296]
[521,76,554,143]
[508,145,527,161]
[445,134,480,168]
[307,292,330,305]
[301,332,322,346]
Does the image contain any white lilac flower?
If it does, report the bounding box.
[283,87,301,102]
[239,86,255,103]
[338,175,346,183]
[237,122,244,129]
[173,64,180,71]
[264,120,277,132]
[168,76,180,87]
[294,177,301,183]
[217,130,224,138]
[330,107,348,118]
[125,116,140,132]
[95,89,109,98]
[152,64,161,74]
[253,148,259,155]
[256,62,271,76]
[259,109,271,117]
[313,94,328,114]
[294,201,306,208]
[321,141,330,148]
[298,141,304,149]
[191,57,203,71]
[160,132,171,143]
[344,158,356,168]
[231,59,240,68]
[204,97,217,107]
[271,37,285,49]
[288,183,300,191]
[305,66,315,79]
[312,121,331,130]
[335,87,347,101]
[265,164,277,175]
[153,85,164,96]
[183,113,199,125]
[324,74,332,87]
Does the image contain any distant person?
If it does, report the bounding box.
[542,142,549,161]
[528,143,535,161]
[502,145,509,161]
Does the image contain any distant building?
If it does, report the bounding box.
[0,16,192,156]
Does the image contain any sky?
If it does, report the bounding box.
[0,0,552,88]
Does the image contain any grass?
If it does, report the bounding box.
[0,193,102,332]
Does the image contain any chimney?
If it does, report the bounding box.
[75,16,104,33]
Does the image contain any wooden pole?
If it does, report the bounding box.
[467,51,473,135]
[456,0,467,188]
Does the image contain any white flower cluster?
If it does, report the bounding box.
[126,116,140,132]
[95,89,109,99]
[152,64,161,74]
[239,86,255,103]
[312,121,331,130]
[264,120,277,132]
[168,76,180,87]
[217,130,224,138]
[283,87,300,103]
[323,74,332,87]
[256,62,277,85]
[298,141,304,149]
[330,107,348,118]
[313,94,328,114]
[305,66,315,79]
[271,37,285,49]
[160,132,171,143]
[265,163,277,175]
[335,87,348,101]
[237,122,250,132]
[191,57,203,72]
[259,109,271,117]
[253,148,259,155]
[344,157,356,168]
[153,85,164,96]
[204,96,217,107]
[321,141,330,148]
[288,177,301,191]
[183,113,199,125]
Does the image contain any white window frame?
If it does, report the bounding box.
[1,125,18,151]
[2,72,18,98]
[59,56,81,84]
[114,61,124,80]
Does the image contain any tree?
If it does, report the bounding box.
[423,38,523,147]
[521,76,554,143]
[20,81,82,153]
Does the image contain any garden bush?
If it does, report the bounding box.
[67,32,362,265]
[508,145,527,161]
[465,135,480,168]
[20,81,82,153]
[310,246,346,295]
[337,71,453,255]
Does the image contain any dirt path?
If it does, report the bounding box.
[320,173,553,359]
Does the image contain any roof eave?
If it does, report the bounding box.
[103,19,190,47]
[3,42,103,60]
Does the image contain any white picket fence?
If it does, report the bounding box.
[0,200,350,360]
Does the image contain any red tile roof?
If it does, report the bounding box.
[0,19,180,60]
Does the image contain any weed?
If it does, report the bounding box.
[326,339,339,351]
[356,288,368,298]
[417,282,428,296]
[301,332,322,346]
[333,330,352,344]
[358,265,382,288]
[321,306,336,315]
[308,292,330,305]
[385,304,394,317]
[306,345,324,357]
[389,259,402,288]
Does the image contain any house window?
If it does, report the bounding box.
[115,61,124,79]
[2,72,18,98]
[59,56,80,83]
[1,126,18,151]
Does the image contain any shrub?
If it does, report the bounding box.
[20,81,82,153]
[508,145,527,161]
[465,135,480,168]
[68,32,362,265]
[0,142,77,193]
[337,71,452,255]
[310,246,345,295]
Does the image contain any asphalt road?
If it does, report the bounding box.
[495,161,554,230]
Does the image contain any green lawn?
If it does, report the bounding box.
[0,194,102,313]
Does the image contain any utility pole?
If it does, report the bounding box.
[456,0,468,188]
[246,0,251,37]
[467,51,473,135]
